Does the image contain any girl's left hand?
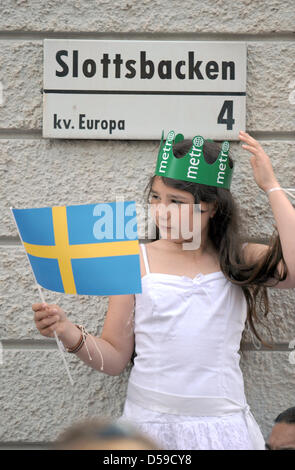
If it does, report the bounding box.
[239,130,279,192]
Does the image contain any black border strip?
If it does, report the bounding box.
[43,89,246,96]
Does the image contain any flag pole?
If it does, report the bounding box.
[10,207,74,386]
[35,283,74,386]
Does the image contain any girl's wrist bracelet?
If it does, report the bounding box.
[66,324,88,353]
[265,187,295,201]
[64,324,104,371]
[266,187,282,195]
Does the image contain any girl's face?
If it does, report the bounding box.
[149,177,217,244]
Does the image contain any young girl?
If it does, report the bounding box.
[32,130,295,450]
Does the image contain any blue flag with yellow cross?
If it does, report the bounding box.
[11,201,142,296]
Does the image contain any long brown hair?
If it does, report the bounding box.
[141,139,288,350]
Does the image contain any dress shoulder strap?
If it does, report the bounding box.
[140,243,150,275]
[242,242,249,250]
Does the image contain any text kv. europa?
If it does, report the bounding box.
[55,50,236,80]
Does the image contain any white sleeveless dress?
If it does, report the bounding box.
[117,243,265,450]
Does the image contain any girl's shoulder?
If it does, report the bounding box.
[143,240,166,250]
[141,240,164,259]
[141,240,221,277]
[139,240,161,253]
[144,240,160,249]
[139,241,160,278]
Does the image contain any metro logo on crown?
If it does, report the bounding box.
[154,130,234,190]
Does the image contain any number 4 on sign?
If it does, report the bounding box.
[217,100,235,130]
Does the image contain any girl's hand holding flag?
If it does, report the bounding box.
[32,302,106,373]
[32,302,69,338]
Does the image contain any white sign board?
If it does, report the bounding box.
[43,40,246,140]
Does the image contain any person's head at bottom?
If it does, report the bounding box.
[266,407,295,450]
[54,417,160,450]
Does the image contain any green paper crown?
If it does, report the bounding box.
[154,130,234,190]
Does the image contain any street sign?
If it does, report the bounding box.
[43,40,246,140]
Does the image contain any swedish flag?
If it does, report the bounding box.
[11,201,142,296]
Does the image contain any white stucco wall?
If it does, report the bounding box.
[0,0,294,449]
